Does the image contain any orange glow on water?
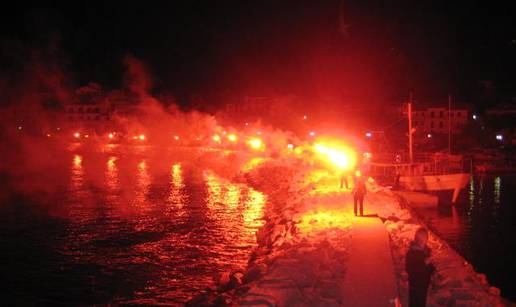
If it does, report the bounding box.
[204,171,265,237]
[242,188,266,234]
[71,154,84,190]
[168,163,187,213]
[134,160,150,208]
[105,156,119,192]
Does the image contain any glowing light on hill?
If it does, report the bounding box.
[247,137,264,151]
[227,134,238,142]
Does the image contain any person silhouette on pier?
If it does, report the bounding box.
[406,227,435,307]
[352,171,366,216]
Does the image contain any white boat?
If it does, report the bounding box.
[369,95,470,204]
[370,160,470,203]
[399,172,470,203]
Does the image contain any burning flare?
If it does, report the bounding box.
[313,140,357,171]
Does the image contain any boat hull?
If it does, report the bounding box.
[400,173,470,203]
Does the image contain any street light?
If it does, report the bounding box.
[496,134,503,141]
[472,114,477,120]
[365,132,372,138]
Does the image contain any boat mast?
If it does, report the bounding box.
[408,93,414,165]
[448,94,452,154]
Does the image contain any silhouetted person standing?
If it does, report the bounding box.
[406,227,435,307]
[340,173,349,189]
[353,176,366,216]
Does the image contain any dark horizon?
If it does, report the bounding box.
[1,1,516,107]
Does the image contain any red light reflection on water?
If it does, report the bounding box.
[167,163,188,216]
[133,160,151,210]
[57,152,267,304]
[71,154,83,190]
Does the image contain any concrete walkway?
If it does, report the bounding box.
[341,202,399,306]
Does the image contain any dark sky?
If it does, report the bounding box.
[1,1,516,103]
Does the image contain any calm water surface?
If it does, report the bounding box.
[0,145,264,305]
[412,174,516,301]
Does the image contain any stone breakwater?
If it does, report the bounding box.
[187,156,509,307]
[368,186,510,307]
[187,161,353,306]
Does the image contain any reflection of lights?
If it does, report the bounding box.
[365,132,372,138]
[314,142,357,171]
[227,134,238,142]
[168,163,187,210]
[243,188,266,233]
[106,156,118,191]
[107,156,116,170]
[139,134,145,141]
[247,137,264,151]
[172,164,184,188]
[496,134,503,141]
[287,143,294,150]
[71,154,84,190]
[204,171,240,210]
[74,132,80,138]
[73,154,82,167]
[212,134,221,143]
[494,176,501,204]
[134,160,150,207]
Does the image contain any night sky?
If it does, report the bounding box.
[1,1,515,105]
